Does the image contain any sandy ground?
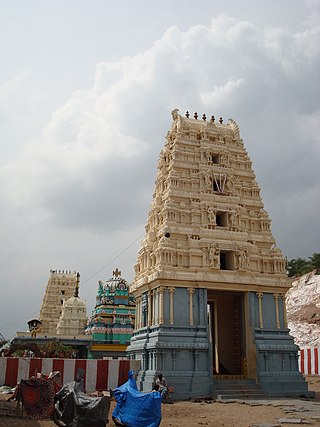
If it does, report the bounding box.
[0,376,319,427]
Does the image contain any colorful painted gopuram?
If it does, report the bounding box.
[127,109,309,399]
[86,268,136,358]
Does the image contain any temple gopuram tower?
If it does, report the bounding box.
[56,278,87,336]
[39,270,80,334]
[127,109,308,399]
[85,269,136,358]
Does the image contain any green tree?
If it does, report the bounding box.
[40,340,73,358]
[309,253,320,270]
[287,252,320,277]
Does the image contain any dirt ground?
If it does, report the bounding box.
[0,376,319,427]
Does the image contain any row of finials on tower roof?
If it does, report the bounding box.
[185,111,224,123]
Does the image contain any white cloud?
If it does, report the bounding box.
[200,78,245,107]
[2,12,319,236]
[0,68,33,115]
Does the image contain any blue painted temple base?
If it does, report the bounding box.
[128,288,310,399]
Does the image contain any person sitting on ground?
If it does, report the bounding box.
[155,373,169,403]
[152,384,160,392]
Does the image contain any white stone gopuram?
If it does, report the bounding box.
[39,270,81,335]
[127,109,308,399]
[56,296,87,336]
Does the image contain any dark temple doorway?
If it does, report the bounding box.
[207,290,245,376]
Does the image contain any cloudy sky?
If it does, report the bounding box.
[0,0,319,340]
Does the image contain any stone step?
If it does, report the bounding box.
[216,388,262,394]
[217,393,269,401]
[214,379,268,400]
[215,381,260,390]
[215,383,260,390]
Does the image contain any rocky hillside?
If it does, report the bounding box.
[286,269,320,347]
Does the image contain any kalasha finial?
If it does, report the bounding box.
[113,268,122,278]
[202,114,206,121]
[210,115,215,123]
[194,112,198,120]
[185,111,190,118]
[219,117,223,124]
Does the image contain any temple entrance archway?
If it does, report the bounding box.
[207,290,245,377]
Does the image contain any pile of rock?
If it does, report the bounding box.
[286,269,320,347]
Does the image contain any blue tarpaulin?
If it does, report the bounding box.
[112,371,162,427]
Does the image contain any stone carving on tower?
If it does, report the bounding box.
[39,270,80,335]
[128,109,308,400]
[132,109,286,290]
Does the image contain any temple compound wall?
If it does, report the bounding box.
[127,109,308,399]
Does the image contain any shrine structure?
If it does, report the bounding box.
[14,269,134,359]
[39,270,82,335]
[56,275,87,336]
[85,269,136,358]
[127,109,308,399]
[13,270,90,358]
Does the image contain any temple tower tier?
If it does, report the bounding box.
[127,109,309,399]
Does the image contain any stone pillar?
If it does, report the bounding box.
[142,352,146,370]
[188,288,195,326]
[135,297,140,329]
[198,288,206,325]
[273,293,280,329]
[154,351,158,371]
[152,289,155,326]
[149,352,154,370]
[147,290,152,327]
[139,296,143,329]
[140,296,143,329]
[159,287,165,325]
[256,292,264,328]
[154,289,159,325]
[282,293,288,328]
[168,287,175,325]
